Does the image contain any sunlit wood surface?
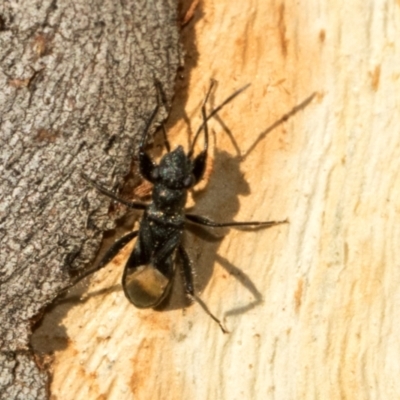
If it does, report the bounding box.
[32,0,400,399]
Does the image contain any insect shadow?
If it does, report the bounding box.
[180,147,267,317]
[74,81,287,332]
[197,91,316,317]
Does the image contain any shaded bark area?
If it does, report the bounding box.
[0,0,181,397]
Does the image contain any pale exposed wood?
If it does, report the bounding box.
[32,0,400,399]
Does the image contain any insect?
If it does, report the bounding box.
[79,81,286,332]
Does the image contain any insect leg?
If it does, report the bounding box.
[185,213,288,228]
[161,123,171,152]
[97,231,139,269]
[152,231,182,266]
[138,82,162,182]
[70,230,139,287]
[153,80,171,153]
[177,245,228,333]
[124,226,180,278]
[82,173,148,210]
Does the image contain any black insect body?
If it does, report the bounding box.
[123,146,192,309]
[80,83,286,332]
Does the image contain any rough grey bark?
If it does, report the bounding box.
[0,0,181,398]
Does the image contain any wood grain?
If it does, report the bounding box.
[32,0,400,399]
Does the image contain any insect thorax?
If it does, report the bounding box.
[152,182,188,215]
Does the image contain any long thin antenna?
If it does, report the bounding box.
[189,83,251,155]
[188,79,216,157]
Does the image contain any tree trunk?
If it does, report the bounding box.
[32,0,400,399]
[0,0,180,398]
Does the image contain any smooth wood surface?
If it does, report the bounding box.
[32,0,400,399]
